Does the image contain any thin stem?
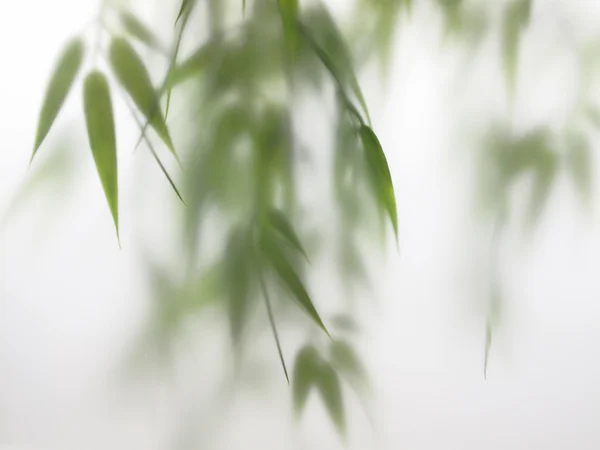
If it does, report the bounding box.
[259,267,290,385]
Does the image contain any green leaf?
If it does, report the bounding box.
[267,208,309,261]
[566,133,592,208]
[292,345,321,416]
[83,72,119,241]
[120,9,164,52]
[260,232,329,335]
[359,125,398,240]
[315,362,346,437]
[176,0,194,25]
[224,226,255,346]
[330,340,368,389]
[32,37,85,162]
[502,0,531,97]
[278,0,299,56]
[168,41,216,87]
[330,314,359,334]
[108,37,177,158]
[300,5,371,124]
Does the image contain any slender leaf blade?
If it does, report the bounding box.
[120,9,163,52]
[292,345,321,416]
[108,38,177,157]
[267,208,309,261]
[315,362,346,437]
[83,72,119,241]
[32,37,85,162]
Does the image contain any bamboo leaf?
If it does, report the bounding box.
[120,9,164,52]
[108,38,177,158]
[267,208,309,261]
[260,232,328,335]
[176,0,194,25]
[278,0,299,56]
[292,345,321,416]
[359,125,398,240]
[83,72,119,241]
[566,133,592,208]
[330,340,368,390]
[502,0,531,97]
[32,37,85,162]
[168,41,216,87]
[315,362,346,437]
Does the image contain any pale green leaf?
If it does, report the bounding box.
[278,0,299,56]
[120,9,164,52]
[566,133,592,208]
[267,208,309,261]
[292,345,321,416]
[330,340,368,389]
[108,38,177,158]
[502,0,531,97]
[32,37,85,162]
[176,0,194,25]
[83,71,119,241]
[359,125,398,240]
[168,41,216,87]
[260,232,328,335]
[315,362,346,437]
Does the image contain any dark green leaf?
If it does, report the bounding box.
[32,37,85,162]
[120,9,164,52]
[292,345,321,416]
[267,208,309,261]
[83,71,119,241]
[108,38,177,158]
[278,0,299,56]
[359,125,398,240]
[260,232,329,335]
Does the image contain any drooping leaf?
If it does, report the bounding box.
[502,0,531,98]
[359,125,398,240]
[32,37,85,162]
[315,362,346,437]
[278,0,299,56]
[83,71,119,241]
[292,345,321,416]
[176,0,194,25]
[168,41,217,87]
[260,232,328,335]
[330,340,368,390]
[526,149,556,228]
[300,4,371,124]
[120,9,164,52]
[267,208,309,261]
[566,133,592,208]
[224,226,255,346]
[108,37,177,157]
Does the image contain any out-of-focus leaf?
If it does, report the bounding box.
[300,4,371,124]
[169,41,217,87]
[108,38,177,157]
[278,0,299,56]
[437,0,464,36]
[32,37,84,162]
[484,281,502,380]
[330,340,368,390]
[267,208,309,261]
[315,362,346,437]
[83,72,119,241]
[585,104,600,128]
[566,133,592,208]
[260,232,329,335]
[526,147,556,227]
[359,125,398,240]
[120,9,164,52]
[292,345,321,416]
[502,0,531,97]
[176,0,194,25]
[224,226,255,346]
[330,314,359,334]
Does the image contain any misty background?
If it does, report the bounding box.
[2,1,600,449]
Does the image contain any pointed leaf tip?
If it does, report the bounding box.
[83,71,119,241]
[32,37,85,162]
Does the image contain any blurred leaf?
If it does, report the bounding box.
[169,41,217,87]
[359,125,398,240]
[108,38,177,158]
[315,362,346,437]
[330,314,360,334]
[83,72,119,241]
[278,0,299,56]
[32,37,84,162]
[566,133,592,208]
[330,340,368,390]
[120,9,164,52]
[224,226,255,346]
[176,0,194,25]
[585,104,600,128]
[438,0,464,36]
[260,232,329,335]
[526,146,556,228]
[292,345,321,416]
[502,0,531,97]
[267,208,309,261]
[300,4,371,124]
